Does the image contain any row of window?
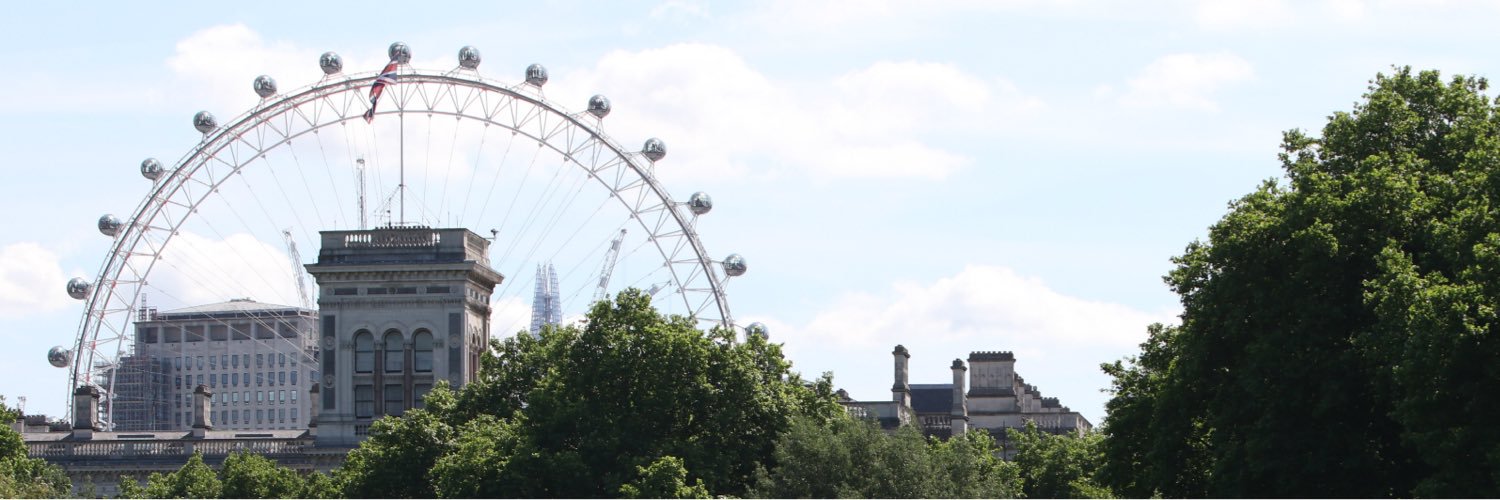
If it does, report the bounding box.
[140,322,305,343]
[174,370,299,389]
[331,286,450,296]
[174,352,297,371]
[352,384,433,418]
[172,408,298,427]
[353,330,435,373]
[175,390,300,408]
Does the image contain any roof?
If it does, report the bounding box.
[161,299,304,315]
[22,428,309,442]
[910,384,953,413]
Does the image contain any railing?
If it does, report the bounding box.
[27,437,312,461]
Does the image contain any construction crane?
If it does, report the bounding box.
[593,229,627,303]
[282,229,313,309]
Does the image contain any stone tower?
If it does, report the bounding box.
[306,227,503,446]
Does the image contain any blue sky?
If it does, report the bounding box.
[3,0,1498,425]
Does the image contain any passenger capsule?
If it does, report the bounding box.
[47,346,72,368]
[97,214,123,237]
[66,277,92,300]
[525,64,549,86]
[458,46,481,69]
[253,75,277,98]
[687,191,712,215]
[587,95,612,118]
[388,42,412,64]
[747,322,769,340]
[140,158,163,181]
[319,52,344,75]
[723,253,747,277]
[193,111,217,134]
[642,138,667,162]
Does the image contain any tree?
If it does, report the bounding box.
[0,396,70,499]
[218,451,304,499]
[1007,421,1110,499]
[1100,67,1500,497]
[618,456,711,499]
[749,415,1022,498]
[123,453,222,499]
[340,289,840,497]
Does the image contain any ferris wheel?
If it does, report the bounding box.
[51,42,759,427]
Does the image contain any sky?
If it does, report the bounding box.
[3,0,1500,426]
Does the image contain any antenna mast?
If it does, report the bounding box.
[282,229,312,309]
[594,229,628,303]
[356,157,367,230]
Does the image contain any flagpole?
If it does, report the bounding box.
[399,98,405,226]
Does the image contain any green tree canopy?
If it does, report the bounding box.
[1100,67,1500,497]
[1007,421,1109,499]
[0,396,70,499]
[120,453,222,499]
[337,289,842,498]
[750,415,1023,499]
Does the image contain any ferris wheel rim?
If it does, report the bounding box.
[66,63,737,425]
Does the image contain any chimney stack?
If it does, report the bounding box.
[72,385,100,439]
[892,345,911,407]
[191,385,212,438]
[951,358,969,436]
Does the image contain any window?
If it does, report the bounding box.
[174,357,182,370]
[256,373,263,386]
[266,372,274,386]
[279,390,286,403]
[232,392,239,403]
[196,356,204,369]
[209,375,216,388]
[279,353,286,367]
[290,371,298,386]
[355,385,374,418]
[384,384,404,416]
[291,407,298,423]
[221,355,228,368]
[256,354,264,368]
[384,331,404,372]
[279,409,286,423]
[174,376,182,389]
[256,409,263,423]
[355,331,374,373]
[243,391,249,403]
[232,410,238,423]
[414,331,433,373]
[257,391,263,403]
[221,374,228,386]
[279,371,286,385]
[231,355,238,368]
[414,384,432,409]
[196,374,204,386]
[232,373,238,386]
[291,390,298,402]
[209,355,216,369]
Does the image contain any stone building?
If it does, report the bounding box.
[305,226,502,447]
[840,345,1092,448]
[21,225,503,493]
[113,299,318,432]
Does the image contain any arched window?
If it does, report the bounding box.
[354,330,374,373]
[413,330,433,373]
[384,330,404,373]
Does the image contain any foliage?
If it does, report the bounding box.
[618,456,711,499]
[218,451,304,499]
[1100,67,1500,497]
[339,289,840,498]
[125,453,222,499]
[1007,421,1110,499]
[0,397,70,499]
[749,415,1022,498]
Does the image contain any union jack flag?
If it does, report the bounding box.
[363,61,399,123]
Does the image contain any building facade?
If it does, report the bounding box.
[840,345,1092,448]
[113,299,318,432]
[305,226,502,447]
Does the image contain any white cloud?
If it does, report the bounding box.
[552,44,1040,182]
[0,243,72,318]
[773,265,1177,423]
[1193,0,1295,30]
[166,24,326,116]
[1117,52,1254,111]
[147,231,302,309]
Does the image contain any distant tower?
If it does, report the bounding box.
[530,263,561,337]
